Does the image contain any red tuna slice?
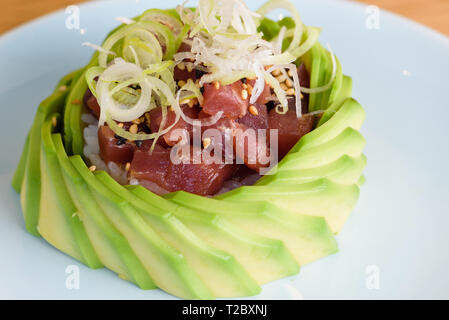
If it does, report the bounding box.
[174,65,197,83]
[233,122,271,172]
[149,105,200,147]
[237,103,269,131]
[166,146,236,196]
[247,79,272,105]
[234,103,272,172]
[98,126,136,165]
[130,144,235,196]
[129,144,172,194]
[298,63,310,88]
[200,105,271,172]
[83,88,101,119]
[199,111,237,160]
[202,80,249,119]
[268,108,316,159]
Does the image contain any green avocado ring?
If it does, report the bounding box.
[11,8,366,299]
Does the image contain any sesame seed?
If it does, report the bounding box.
[72,99,81,105]
[89,165,96,172]
[300,93,304,99]
[145,113,151,123]
[247,84,253,95]
[272,69,281,76]
[249,105,258,116]
[58,85,68,92]
[276,75,286,83]
[286,88,296,96]
[285,78,293,88]
[51,116,57,127]
[241,89,249,100]
[187,64,193,73]
[129,124,138,134]
[202,138,211,149]
[178,80,186,87]
[188,99,195,108]
[214,81,220,90]
[288,69,294,77]
[181,99,191,105]
[243,83,248,89]
[118,123,124,128]
[125,162,131,172]
[280,83,288,91]
[177,63,185,71]
[132,118,141,124]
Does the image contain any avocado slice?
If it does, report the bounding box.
[53,134,156,289]
[71,156,215,299]
[357,175,367,187]
[63,54,98,156]
[39,115,102,268]
[318,75,353,127]
[216,179,360,234]
[292,98,366,153]
[257,154,367,186]
[302,42,344,112]
[258,17,281,41]
[165,192,338,265]
[11,132,30,193]
[122,181,299,290]
[95,172,281,297]
[20,79,74,236]
[278,127,366,172]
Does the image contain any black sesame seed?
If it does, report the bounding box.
[195,69,205,79]
[200,86,205,94]
[116,138,127,146]
[114,134,122,140]
[141,123,151,133]
[242,78,247,84]
[135,140,143,148]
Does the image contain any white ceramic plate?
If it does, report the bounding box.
[1,0,448,299]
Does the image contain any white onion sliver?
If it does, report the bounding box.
[82,42,116,56]
[96,60,152,125]
[115,16,136,25]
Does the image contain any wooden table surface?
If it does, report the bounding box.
[0,0,448,36]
